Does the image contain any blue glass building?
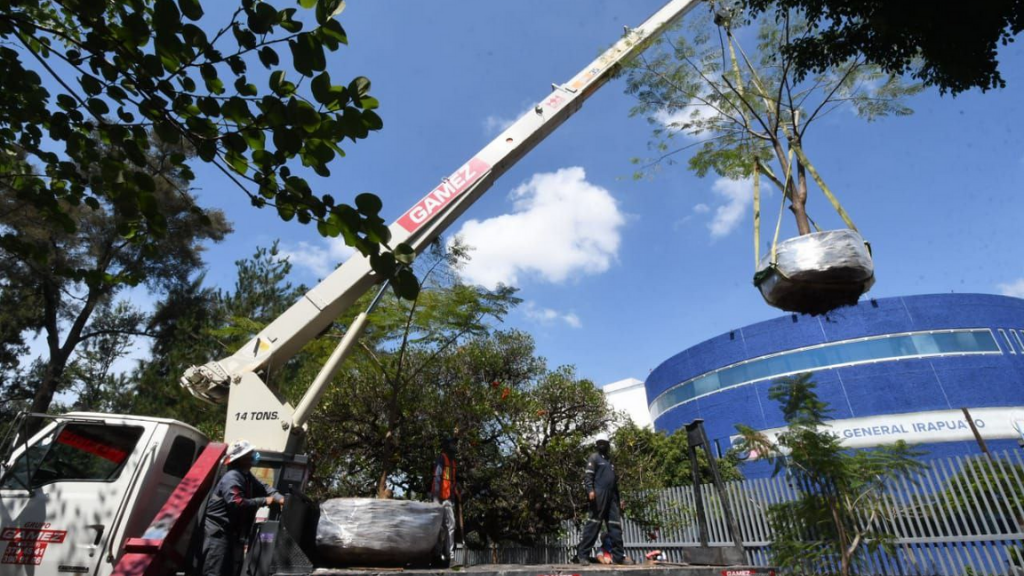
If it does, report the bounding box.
[646,294,1024,475]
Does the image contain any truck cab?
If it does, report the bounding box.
[0,413,208,576]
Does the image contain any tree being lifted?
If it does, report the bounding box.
[625,2,921,314]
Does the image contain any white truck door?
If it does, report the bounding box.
[0,420,154,576]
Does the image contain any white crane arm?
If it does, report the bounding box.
[181,0,702,450]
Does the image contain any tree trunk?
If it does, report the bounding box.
[791,158,812,235]
[30,355,69,415]
[377,429,394,498]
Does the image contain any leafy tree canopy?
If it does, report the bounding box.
[0,0,416,296]
[0,136,230,416]
[748,0,1024,94]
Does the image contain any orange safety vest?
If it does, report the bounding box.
[433,453,457,501]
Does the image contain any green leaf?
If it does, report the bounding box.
[197,97,220,117]
[226,150,249,174]
[289,37,313,77]
[362,110,383,131]
[235,77,258,97]
[249,2,278,35]
[178,0,203,21]
[134,172,156,192]
[348,76,371,97]
[394,243,415,265]
[258,46,280,68]
[56,94,78,110]
[197,140,218,162]
[370,252,396,278]
[354,193,382,216]
[316,0,345,25]
[358,96,379,110]
[320,18,348,45]
[138,193,158,217]
[290,99,321,132]
[81,75,102,96]
[224,132,247,153]
[393,267,420,300]
[242,128,266,151]
[298,0,317,8]
[153,0,181,33]
[87,98,109,115]
[270,70,286,94]
[154,120,179,144]
[311,72,332,104]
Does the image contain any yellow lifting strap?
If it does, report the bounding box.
[790,143,859,233]
[752,162,761,268]
[769,148,794,266]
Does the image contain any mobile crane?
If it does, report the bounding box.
[0,2,745,575]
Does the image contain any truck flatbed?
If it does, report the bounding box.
[310,564,775,576]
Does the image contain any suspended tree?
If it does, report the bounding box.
[625,3,921,242]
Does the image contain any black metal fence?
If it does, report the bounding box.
[459,450,1024,575]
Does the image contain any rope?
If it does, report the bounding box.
[752,162,761,268]
[790,143,859,233]
[769,148,796,266]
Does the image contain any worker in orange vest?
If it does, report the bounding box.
[431,437,460,566]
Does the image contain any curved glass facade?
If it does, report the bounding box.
[649,329,1000,420]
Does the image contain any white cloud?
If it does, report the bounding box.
[483,103,536,136]
[707,177,753,239]
[693,203,710,214]
[998,278,1024,299]
[451,167,625,289]
[653,98,721,140]
[523,301,582,328]
[279,237,357,278]
[483,115,516,134]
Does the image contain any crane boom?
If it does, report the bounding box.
[181,0,703,452]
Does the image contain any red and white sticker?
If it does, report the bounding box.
[1,526,67,565]
[722,571,774,576]
[397,158,490,233]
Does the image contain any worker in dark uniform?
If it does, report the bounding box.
[201,440,285,576]
[431,437,459,566]
[572,433,632,565]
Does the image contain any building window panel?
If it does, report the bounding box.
[650,329,1001,420]
[999,329,1016,354]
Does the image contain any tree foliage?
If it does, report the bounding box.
[734,373,926,576]
[297,244,625,546]
[625,4,920,237]
[130,242,306,438]
[0,0,418,297]
[0,137,230,417]
[748,0,1024,95]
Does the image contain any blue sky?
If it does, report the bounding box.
[183,1,1024,389]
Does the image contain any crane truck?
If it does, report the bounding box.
[0,2,760,575]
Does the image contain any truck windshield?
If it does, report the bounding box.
[1,423,144,489]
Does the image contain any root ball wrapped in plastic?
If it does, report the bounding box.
[753,229,874,315]
[316,498,443,567]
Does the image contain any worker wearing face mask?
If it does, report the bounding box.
[201,440,285,576]
[572,433,632,565]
